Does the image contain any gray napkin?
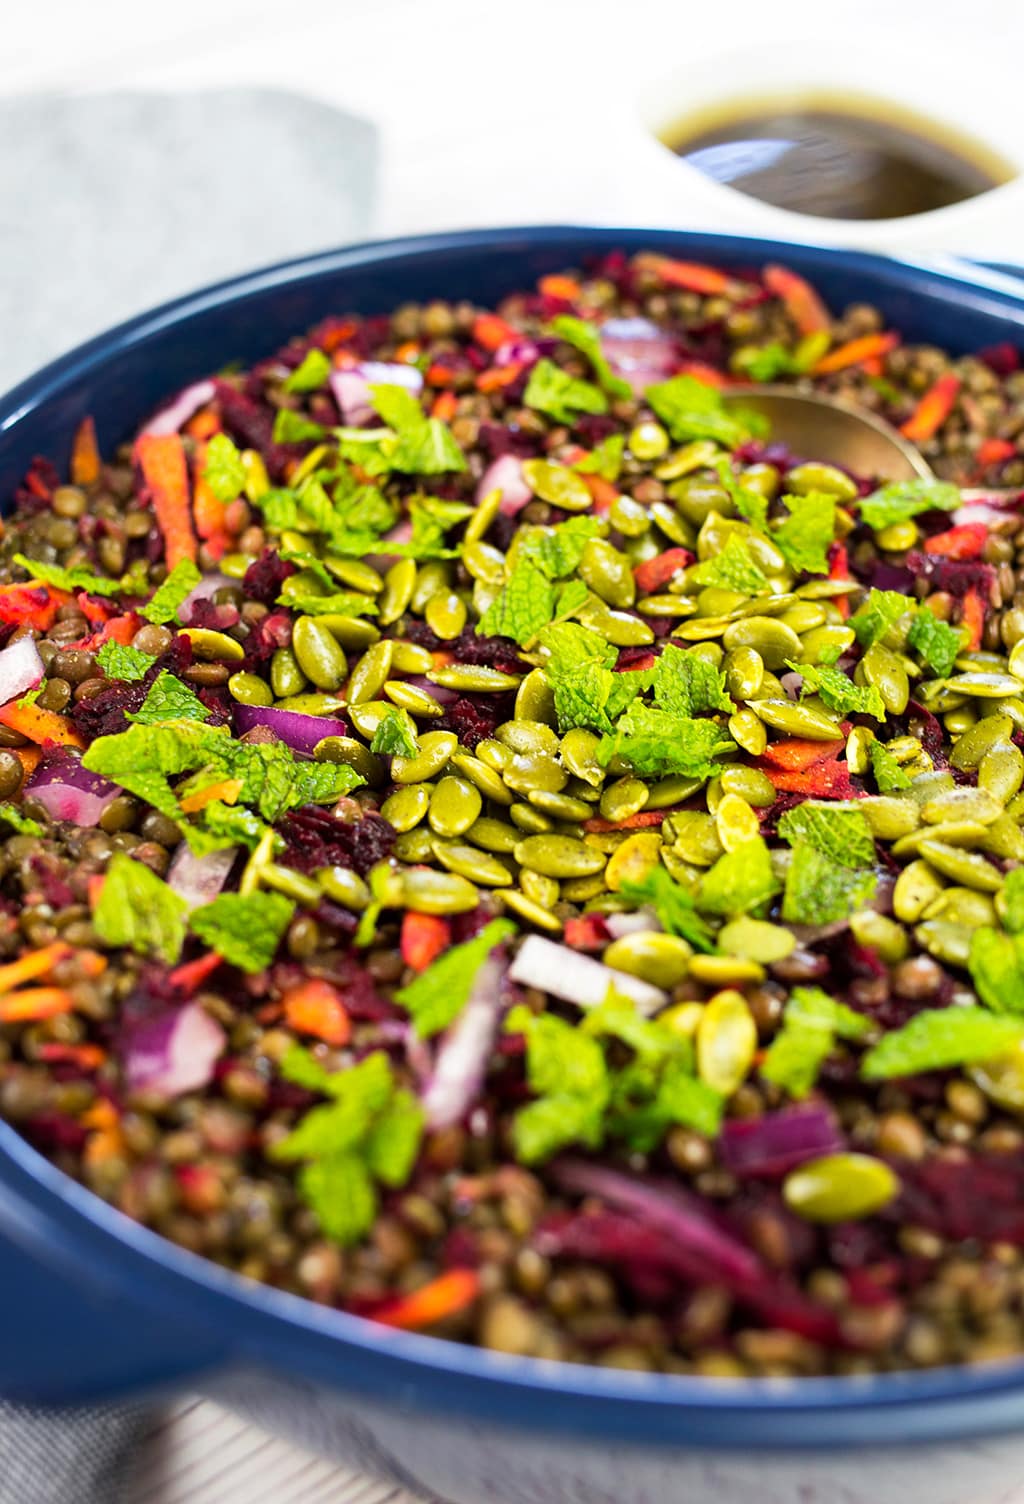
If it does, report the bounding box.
[0,88,378,394]
[0,84,377,1497]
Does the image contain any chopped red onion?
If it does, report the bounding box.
[600,317,677,395]
[719,1105,845,1179]
[166,844,235,912]
[420,954,508,1129]
[142,379,216,436]
[493,337,541,369]
[123,1002,227,1097]
[508,935,666,1015]
[779,670,804,700]
[476,454,531,517]
[603,909,660,939]
[26,752,121,827]
[233,702,348,757]
[401,673,458,706]
[330,362,423,426]
[178,572,233,625]
[0,635,44,707]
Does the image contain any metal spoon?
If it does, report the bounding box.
[720,384,1016,503]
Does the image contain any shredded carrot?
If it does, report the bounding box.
[0,700,84,748]
[977,437,1017,468]
[580,473,619,512]
[472,313,518,352]
[24,467,53,502]
[633,548,694,595]
[168,952,223,994]
[476,363,523,393]
[763,264,831,336]
[0,942,71,996]
[38,1042,106,1070]
[676,358,729,388]
[900,372,961,443]
[583,808,668,834]
[192,444,231,559]
[12,747,41,781]
[760,737,845,772]
[861,356,885,378]
[0,987,75,1023]
[0,582,65,630]
[178,777,244,815]
[67,613,139,653]
[83,1099,120,1132]
[70,416,101,487]
[430,650,455,669]
[425,362,456,387]
[961,587,985,650]
[431,391,458,422]
[74,949,108,980]
[538,274,580,301]
[185,409,221,441]
[401,912,450,973]
[924,523,987,560]
[372,1268,481,1331]
[813,332,900,375]
[75,592,113,628]
[321,319,359,353]
[394,340,422,365]
[135,432,198,569]
[643,256,732,296]
[86,874,105,910]
[282,979,351,1046]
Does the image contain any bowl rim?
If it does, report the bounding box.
[5,223,1024,1450]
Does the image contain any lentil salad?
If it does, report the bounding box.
[5,251,1024,1380]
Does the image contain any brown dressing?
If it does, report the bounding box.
[661,92,1014,220]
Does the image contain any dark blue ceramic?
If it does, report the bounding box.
[3,229,1024,1504]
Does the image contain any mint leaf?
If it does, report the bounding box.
[523,358,608,426]
[1002,870,1024,937]
[645,374,752,447]
[93,851,188,964]
[860,478,960,531]
[537,622,633,733]
[795,661,885,722]
[388,497,472,562]
[574,433,625,481]
[650,643,734,718]
[96,640,156,682]
[367,383,466,474]
[0,803,42,836]
[850,588,916,648]
[181,800,270,855]
[276,578,378,617]
[370,706,418,758]
[273,1049,423,1246]
[870,740,913,792]
[908,606,961,679]
[140,559,202,624]
[272,409,325,445]
[505,1007,609,1164]
[283,348,331,393]
[190,890,295,972]
[760,986,870,1098]
[478,559,585,647]
[782,842,877,926]
[969,927,1024,1014]
[203,433,246,503]
[777,800,875,869]
[619,864,716,952]
[697,836,780,917]
[596,704,732,780]
[549,315,631,399]
[787,985,872,1040]
[690,535,768,593]
[395,919,515,1038]
[83,720,228,820]
[861,1005,1024,1080]
[127,670,211,726]
[713,458,769,532]
[518,516,605,579]
[772,492,835,575]
[13,552,122,598]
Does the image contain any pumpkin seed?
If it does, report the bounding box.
[429,664,522,692]
[466,817,520,854]
[687,954,766,985]
[603,931,692,988]
[513,834,605,879]
[428,776,483,838]
[382,680,444,717]
[180,627,246,663]
[389,640,433,674]
[727,709,768,756]
[312,736,382,785]
[749,699,843,739]
[391,730,458,783]
[970,1039,1024,1112]
[848,910,909,963]
[914,919,974,966]
[722,618,803,670]
[696,990,757,1094]
[600,778,649,824]
[715,793,759,852]
[292,615,349,691]
[859,796,919,840]
[449,751,513,804]
[378,558,417,625]
[509,803,555,834]
[270,647,306,700]
[317,865,371,911]
[717,916,795,963]
[228,671,274,706]
[380,784,430,832]
[893,860,946,923]
[922,887,997,929]
[527,789,594,821]
[345,701,392,740]
[348,640,394,704]
[520,869,560,906]
[561,728,604,786]
[645,775,704,808]
[724,646,764,701]
[921,787,1004,826]
[783,1154,898,1222]
[785,462,859,501]
[604,831,664,890]
[521,458,592,511]
[947,671,1024,698]
[499,888,563,931]
[400,867,480,915]
[515,669,556,725]
[861,643,909,715]
[314,614,380,650]
[917,839,1003,892]
[431,840,514,887]
[424,590,468,640]
[978,742,1024,805]
[503,751,568,797]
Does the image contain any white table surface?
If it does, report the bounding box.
[5,2,1024,1498]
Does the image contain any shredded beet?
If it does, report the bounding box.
[276,806,396,876]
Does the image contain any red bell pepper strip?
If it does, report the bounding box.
[764,757,859,799]
[0,701,84,748]
[168,952,223,995]
[899,373,961,443]
[472,313,518,351]
[763,265,830,335]
[828,542,851,619]
[813,332,899,375]
[643,256,733,296]
[976,437,1017,468]
[760,737,845,772]
[633,548,694,595]
[564,914,611,952]
[0,582,66,630]
[924,523,987,560]
[431,390,458,422]
[135,432,198,569]
[282,978,352,1047]
[70,416,101,487]
[401,912,450,973]
[372,1268,481,1331]
[960,587,985,650]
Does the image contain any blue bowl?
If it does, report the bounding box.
[4,227,1024,1504]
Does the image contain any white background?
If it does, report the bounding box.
[5,2,1024,1499]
